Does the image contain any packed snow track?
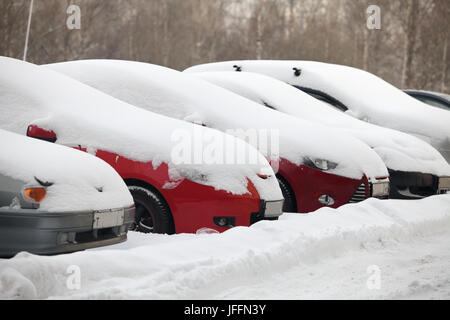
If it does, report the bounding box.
[1,194,449,299]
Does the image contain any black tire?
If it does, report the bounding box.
[277,175,297,213]
[128,186,174,234]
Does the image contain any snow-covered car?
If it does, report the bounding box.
[0,56,284,234]
[187,71,450,199]
[184,61,450,165]
[404,90,450,111]
[47,60,391,213]
[0,129,135,257]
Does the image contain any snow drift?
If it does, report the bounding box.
[1,194,449,299]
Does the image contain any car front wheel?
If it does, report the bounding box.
[128,186,174,234]
[277,175,297,213]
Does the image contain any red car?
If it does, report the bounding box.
[0,57,284,234]
[47,59,391,213]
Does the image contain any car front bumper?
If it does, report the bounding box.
[263,199,284,218]
[438,176,450,194]
[388,170,450,199]
[250,199,285,224]
[0,205,135,258]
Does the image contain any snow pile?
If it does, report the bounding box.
[191,71,450,176]
[0,129,133,212]
[46,59,388,181]
[1,194,449,299]
[185,60,450,163]
[0,57,281,200]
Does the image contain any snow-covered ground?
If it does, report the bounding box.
[1,194,449,300]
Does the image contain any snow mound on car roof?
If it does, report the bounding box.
[0,129,133,212]
[0,57,281,199]
[191,71,450,176]
[1,194,449,299]
[46,59,388,181]
[185,60,450,163]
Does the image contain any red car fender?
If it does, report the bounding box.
[87,149,262,233]
[277,158,366,213]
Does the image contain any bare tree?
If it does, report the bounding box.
[0,0,448,92]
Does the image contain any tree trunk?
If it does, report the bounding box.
[441,36,448,92]
[401,0,419,88]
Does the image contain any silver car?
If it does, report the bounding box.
[0,129,135,257]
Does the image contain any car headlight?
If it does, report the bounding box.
[304,157,338,171]
[23,187,47,203]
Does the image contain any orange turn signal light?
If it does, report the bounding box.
[23,187,47,203]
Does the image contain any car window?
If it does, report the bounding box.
[293,86,349,112]
[414,95,450,111]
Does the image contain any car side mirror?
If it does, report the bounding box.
[26,125,57,143]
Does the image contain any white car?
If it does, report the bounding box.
[184,60,450,165]
[47,59,391,213]
[0,56,283,234]
[0,129,135,257]
[185,71,450,199]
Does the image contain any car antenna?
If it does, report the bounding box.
[233,65,242,72]
[293,67,302,77]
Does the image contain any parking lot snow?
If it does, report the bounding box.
[1,194,449,299]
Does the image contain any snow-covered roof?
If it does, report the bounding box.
[46,59,389,181]
[190,71,450,176]
[184,60,450,164]
[0,57,281,199]
[0,129,133,212]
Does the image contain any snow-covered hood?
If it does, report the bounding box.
[189,71,450,177]
[0,129,133,212]
[184,60,450,164]
[0,57,281,200]
[46,59,388,181]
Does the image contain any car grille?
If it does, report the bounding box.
[75,227,121,244]
[348,183,368,203]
